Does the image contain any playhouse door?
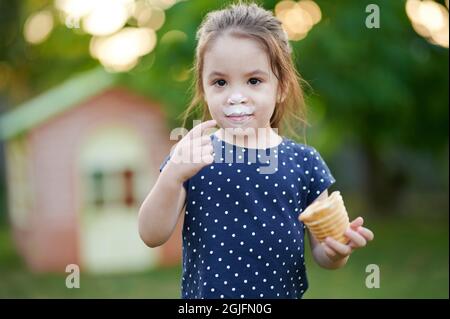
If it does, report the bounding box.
[78,125,158,273]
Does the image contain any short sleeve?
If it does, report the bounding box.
[159,154,171,173]
[305,146,336,206]
[159,155,189,192]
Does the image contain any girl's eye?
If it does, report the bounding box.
[248,78,261,85]
[214,79,227,87]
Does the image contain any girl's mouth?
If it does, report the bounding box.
[225,114,254,123]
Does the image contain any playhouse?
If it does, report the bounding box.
[0,68,182,273]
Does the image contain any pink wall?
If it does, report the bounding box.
[13,87,181,272]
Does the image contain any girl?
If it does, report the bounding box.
[138,2,374,299]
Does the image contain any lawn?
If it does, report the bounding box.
[0,216,448,298]
[304,216,449,298]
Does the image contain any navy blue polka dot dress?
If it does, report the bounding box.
[159,133,335,299]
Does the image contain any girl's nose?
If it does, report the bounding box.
[227,93,248,105]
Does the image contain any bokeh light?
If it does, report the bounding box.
[55,0,93,18]
[148,0,178,10]
[24,10,54,44]
[136,6,165,30]
[90,27,157,72]
[51,0,179,71]
[275,0,322,41]
[82,0,134,36]
[160,30,188,45]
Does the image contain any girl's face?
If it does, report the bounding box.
[202,33,279,135]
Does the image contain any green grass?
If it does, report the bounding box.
[0,216,448,298]
[304,216,449,299]
[0,227,182,298]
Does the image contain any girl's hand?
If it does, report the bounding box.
[168,120,218,183]
[321,217,374,262]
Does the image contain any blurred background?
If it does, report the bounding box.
[0,0,448,298]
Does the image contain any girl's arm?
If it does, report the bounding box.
[306,190,375,270]
[138,120,217,248]
[138,161,187,248]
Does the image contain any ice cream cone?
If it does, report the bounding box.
[299,191,350,244]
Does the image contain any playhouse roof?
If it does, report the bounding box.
[0,67,117,140]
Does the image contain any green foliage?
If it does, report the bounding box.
[3,0,448,149]
[0,0,448,212]
[284,1,448,156]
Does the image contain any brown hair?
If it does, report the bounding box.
[181,1,309,141]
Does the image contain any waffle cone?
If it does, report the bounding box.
[299,191,349,244]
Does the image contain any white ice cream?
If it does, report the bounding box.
[222,105,255,117]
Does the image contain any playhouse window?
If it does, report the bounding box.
[123,169,135,207]
[89,168,136,208]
